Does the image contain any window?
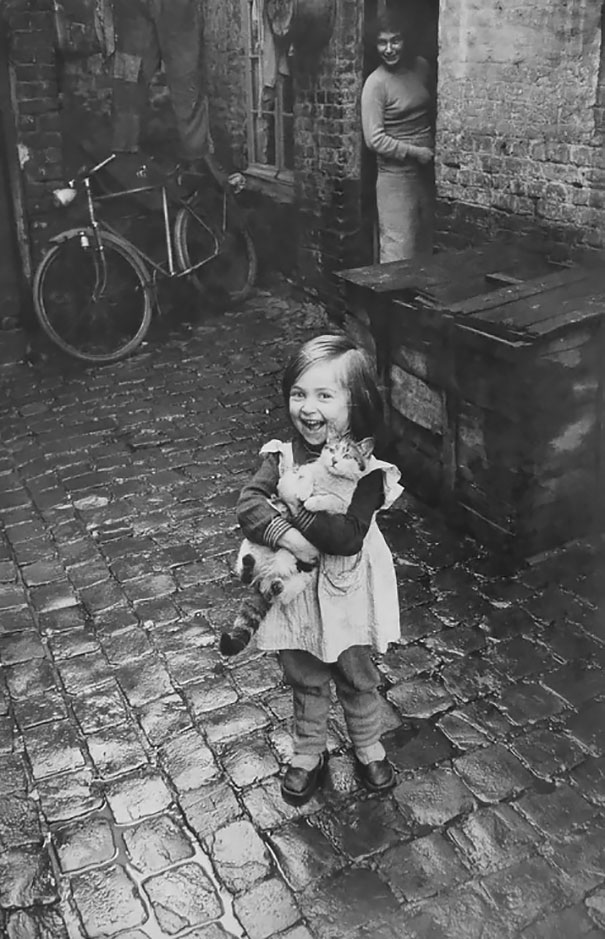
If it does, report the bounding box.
[243,0,294,182]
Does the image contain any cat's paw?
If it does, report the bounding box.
[303,495,331,513]
[220,628,251,656]
[262,579,284,602]
[240,554,256,585]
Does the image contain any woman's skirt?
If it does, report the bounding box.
[376,161,435,263]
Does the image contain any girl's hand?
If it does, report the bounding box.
[278,528,320,565]
[282,496,303,517]
[408,145,434,164]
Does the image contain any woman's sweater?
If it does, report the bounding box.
[361,57,433,168]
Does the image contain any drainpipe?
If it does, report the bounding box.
[1,24,32,283]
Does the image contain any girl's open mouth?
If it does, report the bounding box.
[301,420,324,432]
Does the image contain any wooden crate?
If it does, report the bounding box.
[337,245,605,558]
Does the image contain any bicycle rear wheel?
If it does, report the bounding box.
[174,197,257,305]
[33,230,152,364]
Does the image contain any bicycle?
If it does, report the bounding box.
[33,153,258,364]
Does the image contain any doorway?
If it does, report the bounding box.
[361,0,440,263]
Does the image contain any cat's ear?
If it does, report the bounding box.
[357,437,374,460]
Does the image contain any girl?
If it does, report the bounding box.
[236,334,402,805]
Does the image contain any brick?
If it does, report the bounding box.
[71,865,146,936]
[454,745,535,803]
[377,832,468,902]
[515,783,600,839]
[393,766,475,830]
[481,857,575,931]
[210,819,271,893]
[181,779,242,842]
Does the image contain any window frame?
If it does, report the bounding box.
[242,0,295,195]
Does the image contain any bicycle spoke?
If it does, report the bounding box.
[174,198,257,305]
[34,234,151,363]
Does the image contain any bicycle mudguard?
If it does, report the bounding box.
[48,227,95,244]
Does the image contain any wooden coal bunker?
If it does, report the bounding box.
[337,243,605,559]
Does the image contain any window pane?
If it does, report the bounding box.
[254,109,275,165]
[283,115,294,170]
[250,0,260,49]
[251,59,260,107]
[244,0,294,173]
[282,74,294,115]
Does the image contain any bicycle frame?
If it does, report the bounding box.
[58,152,224,286]
[89,181,222,281]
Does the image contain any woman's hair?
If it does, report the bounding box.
[282,334,385,442]
[365,9,406,46]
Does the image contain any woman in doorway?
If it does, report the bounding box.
[361,9,435,263]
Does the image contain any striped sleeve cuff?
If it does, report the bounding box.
[292,507,315,535]
[263,516,293,550]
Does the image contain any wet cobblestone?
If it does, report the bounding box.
[1,283,605,937]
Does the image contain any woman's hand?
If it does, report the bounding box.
[407,145,434,165]
[278,528,320,566]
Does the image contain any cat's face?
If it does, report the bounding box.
[321,434,373,478]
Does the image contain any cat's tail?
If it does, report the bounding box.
[219,591,272,657]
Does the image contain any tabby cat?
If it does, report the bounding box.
[219,434,373,656]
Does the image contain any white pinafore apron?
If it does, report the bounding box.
[254,439,403,663]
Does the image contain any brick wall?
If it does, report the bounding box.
[202,0,368,308]
[4,0,63,264]
[293,0,367,306]
[203,0,248,169]
[436,0,605,257]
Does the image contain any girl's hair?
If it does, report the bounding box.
[282,334,385,442]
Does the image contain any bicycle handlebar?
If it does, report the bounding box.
[69,153,116,187]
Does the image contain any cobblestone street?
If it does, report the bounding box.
[0,283,604,939]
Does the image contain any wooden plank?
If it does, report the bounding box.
[528,292,605,337]
[454,322,532,362]
[528,466,597,510]
[343,290,373,328]
[390,364,445,434]
[456,402,527,496]
[391,342,434,383]
[598,317,605,534]
[534,342,599,406]
[539,324,597,355]
[521,491,598,556]
[342,315,376,360]
[453,346,529,417]
[390,408,444,460]
[336,242,545,298]
[527,407,597,473]
[456,500,517,546]
[447,267,588,320]
[426,255,557,307]
[454,479,520,529]
[474,277,605,334]
[390,297,448,333]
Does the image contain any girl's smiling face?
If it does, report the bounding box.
[289,360,350,447]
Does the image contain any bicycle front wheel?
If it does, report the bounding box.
[33,230,152,364]
[174,199,257,306]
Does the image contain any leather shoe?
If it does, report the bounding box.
[356,757,396,793]
[281,751,329,806]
